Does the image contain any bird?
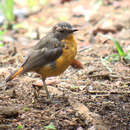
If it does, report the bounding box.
[6,22,78,100]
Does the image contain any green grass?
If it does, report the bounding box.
[0,30,4,41]
[103,35,130,63]
[16,125,24,129]
[109,37,125,57]
[44,123,57,130]
[0,0,14,22]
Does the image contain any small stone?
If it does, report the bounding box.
[77,126,84,130]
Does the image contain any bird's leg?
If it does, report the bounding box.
[42,79,51,100]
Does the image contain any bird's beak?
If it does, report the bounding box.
[71,28,78,32]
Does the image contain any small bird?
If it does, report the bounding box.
[6,22,78,100]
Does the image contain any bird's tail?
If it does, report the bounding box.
[6,67,23,82]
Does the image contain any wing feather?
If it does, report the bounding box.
[21,46,63,73]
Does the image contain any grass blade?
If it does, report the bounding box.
[6,0,14,22]
[110,37,125,56]
[103,35,125,57]
[0,0,14,22]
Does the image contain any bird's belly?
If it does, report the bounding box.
[40,62,70,78]
[39,47,76,78]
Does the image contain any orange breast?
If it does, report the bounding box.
[39,34,77,78]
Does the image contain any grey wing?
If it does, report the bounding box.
[21,47,63,73]
[20,34,65,73]
[32,33,59,50]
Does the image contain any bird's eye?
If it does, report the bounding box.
[56,27,64,32]
[59,30,64,32]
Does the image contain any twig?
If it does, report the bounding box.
[78,46,92,53]
[25,8,43,18]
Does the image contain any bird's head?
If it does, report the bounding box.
[52,22,78,40]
